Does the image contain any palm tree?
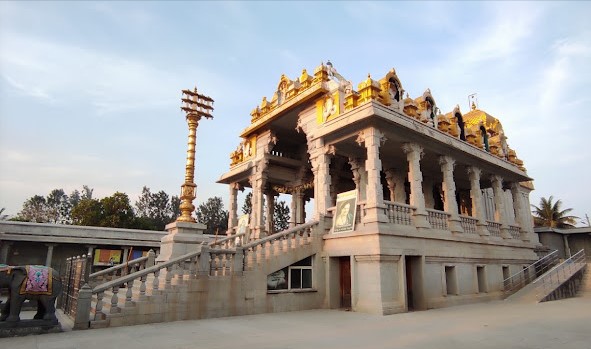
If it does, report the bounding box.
[531,196,578,228]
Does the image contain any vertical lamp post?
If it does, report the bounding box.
[177,87,214,223]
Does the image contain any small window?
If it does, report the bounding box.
[502,266,510,281]
[267,256,313,291]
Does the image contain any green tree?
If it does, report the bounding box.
[46,189,71,224]
[135,186,176,230]
[100,192,135,228]
[531,196,579,228]
[18,195,49,222]
[195,196,229,235]
[273,200,290,232]
[71,198,103,226]
[242,192,252,215]
[170,195,181,222]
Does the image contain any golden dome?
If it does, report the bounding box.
[462,108,504,135]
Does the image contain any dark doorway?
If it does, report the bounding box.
[339,257,351,309]
[405,256,423,311]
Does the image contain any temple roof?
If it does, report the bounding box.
[463,107,504,135]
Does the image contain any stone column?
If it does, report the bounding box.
[86,245,96,260]
[290,190,297,228]
[510,182,530,241]
[385,168,406,203]
[250,159,268,239]
[228,183,240,234]
[491,175,511,239]
[0,241,12,264]
[310,142,332,220]
[295,190,305,225]
[402,143,430,229]
[359,128,388,223]
[467,166,489,236]
[122,247,130,263]
[348,157,363,199]
[45,243,56,267]
[439,156,463,234]
[265,192,275,235]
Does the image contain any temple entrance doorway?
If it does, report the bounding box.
[339,257,351,309]
[405,255,423,311]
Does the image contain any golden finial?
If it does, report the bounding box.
[471,101,476,111]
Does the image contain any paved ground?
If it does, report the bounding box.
[1,296,590,349]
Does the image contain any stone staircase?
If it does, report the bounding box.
[81,219,328,329]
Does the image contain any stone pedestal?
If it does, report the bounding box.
[156,221,210,263]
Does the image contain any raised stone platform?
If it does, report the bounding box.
[0,319,62,338]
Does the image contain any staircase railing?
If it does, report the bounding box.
[73,221,322,329]
[91,248,207,321]
[242,220,320,270]
[534,249,587,301]
[503,249,559,295]
[89,253,154,287]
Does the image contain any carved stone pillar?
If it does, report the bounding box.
[358,128,388,223]
[45,243,57,267]
[385,168,406,203]
[491,175,511,239]
[265,191,275,235]
[310,141,332,220]
[295,189,305,225]
[250,159,268,239]
[439,156,463,234]
[467,166,489,236]
[290,190,297,228]
[348,157,363,199]
[510,182,530,241]
[228,182,241,234]
[402,143,430,229]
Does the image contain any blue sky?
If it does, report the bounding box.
[1,1,590,225]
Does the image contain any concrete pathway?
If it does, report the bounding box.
[1,296,590,349]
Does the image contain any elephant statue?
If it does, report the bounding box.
[0,265,62,323]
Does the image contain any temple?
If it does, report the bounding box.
[218,62,539,314]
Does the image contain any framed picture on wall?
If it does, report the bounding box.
[333,190,357,233]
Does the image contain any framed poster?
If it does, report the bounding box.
[333,190,357,233]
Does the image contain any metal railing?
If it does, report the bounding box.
[534,249,587,301]
[503,249,559,295]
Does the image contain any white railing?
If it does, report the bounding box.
[486,220,502,237]
[459,215,478,234]
[384,201,414,225]
[534,249,587,301]
[426,209,449,230]
[241,221,319,270]
[502,250,559,296]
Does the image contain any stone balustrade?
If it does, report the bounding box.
[210,232,247,250]
[89,253,153,287]
[426,209,450,230]
[241,221,318,270]
[486,221,502,237]
[384,201,414,226]
[459,215,479,235]
[509,225,521,239]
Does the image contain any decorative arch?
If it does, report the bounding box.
[379,69,404,106]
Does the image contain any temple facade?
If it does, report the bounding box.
[218,62,539,314]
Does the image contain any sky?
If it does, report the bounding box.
[0,1,590,225]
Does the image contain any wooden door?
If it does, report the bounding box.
[339,257,351,308]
